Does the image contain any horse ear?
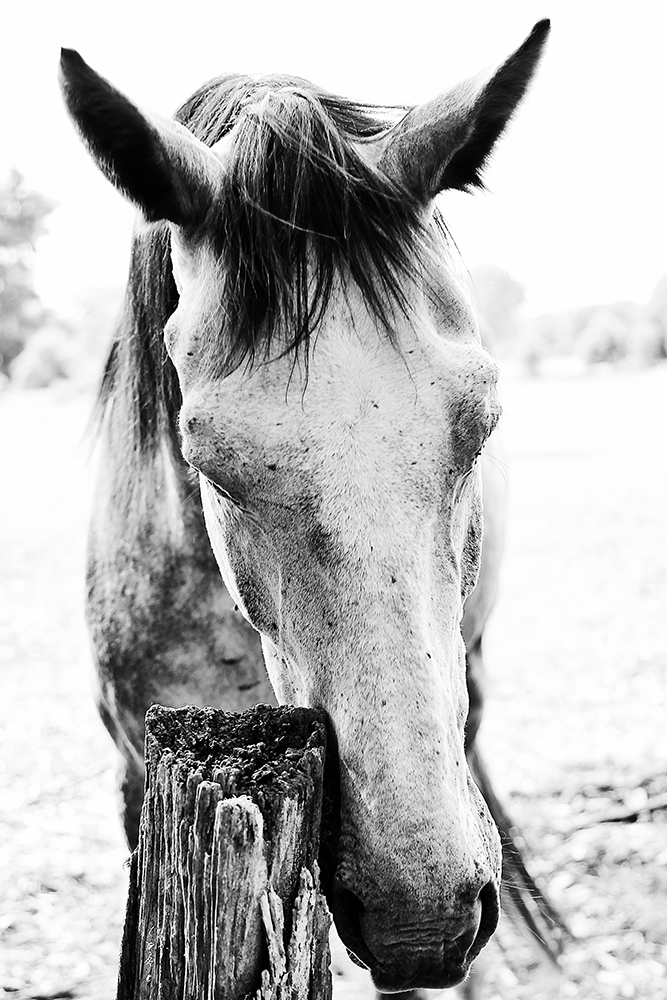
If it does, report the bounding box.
[378,19,550,199]
[59,49,221,226]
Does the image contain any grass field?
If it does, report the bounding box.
[1,366,666,999]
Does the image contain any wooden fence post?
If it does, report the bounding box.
[117,704,333,1000]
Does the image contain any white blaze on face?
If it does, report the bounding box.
[169,246,501,901]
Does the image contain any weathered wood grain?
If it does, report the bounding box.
[117,704,332,1000]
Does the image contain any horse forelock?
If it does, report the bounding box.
[96,74,454,462]
[174,74,449,377]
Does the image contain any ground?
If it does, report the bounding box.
[1,365,666,999]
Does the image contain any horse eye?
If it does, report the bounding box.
[207,479,237,504]
[205,478,256,519]
[163,317,179,356]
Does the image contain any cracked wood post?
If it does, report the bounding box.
[117,704,333,1000]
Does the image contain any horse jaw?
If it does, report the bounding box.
[183,287,502,989]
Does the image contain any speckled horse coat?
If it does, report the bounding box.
[61,20,549,995]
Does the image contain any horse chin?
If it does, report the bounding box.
[331,877,499,994]
[333,910,478,995]
[370,966,470,993]
[343,945,471,994]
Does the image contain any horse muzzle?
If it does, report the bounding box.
[331,876,500,992]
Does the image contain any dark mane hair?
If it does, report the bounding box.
[97,74,447,458]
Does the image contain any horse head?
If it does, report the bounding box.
[60,22,548,991]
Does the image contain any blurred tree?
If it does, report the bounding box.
[643,275,667,361]
[471,263,525,352]
[647,275,667,325]
[0,169,56,375]
[579,307,631,366]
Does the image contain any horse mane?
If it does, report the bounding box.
[97,74,447,459]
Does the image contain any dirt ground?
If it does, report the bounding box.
[1,365,666,1000]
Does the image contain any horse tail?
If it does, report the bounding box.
[468,742,571,963]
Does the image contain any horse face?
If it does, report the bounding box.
[60,20,549,991]
[168,232,502,988]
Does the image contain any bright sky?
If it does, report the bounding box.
[5,0,667,315]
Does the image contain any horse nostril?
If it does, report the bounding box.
[331,883,375,970]
[478,880,500,938]
[466,881,500,963]
[444,900,482,964]
[444,881,499,966]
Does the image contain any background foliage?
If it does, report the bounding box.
[2,170,667,390]
[471,263,667,373]
[0,171,56,376]
[0,171,118,389]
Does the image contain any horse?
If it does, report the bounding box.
[60,20,552,995]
